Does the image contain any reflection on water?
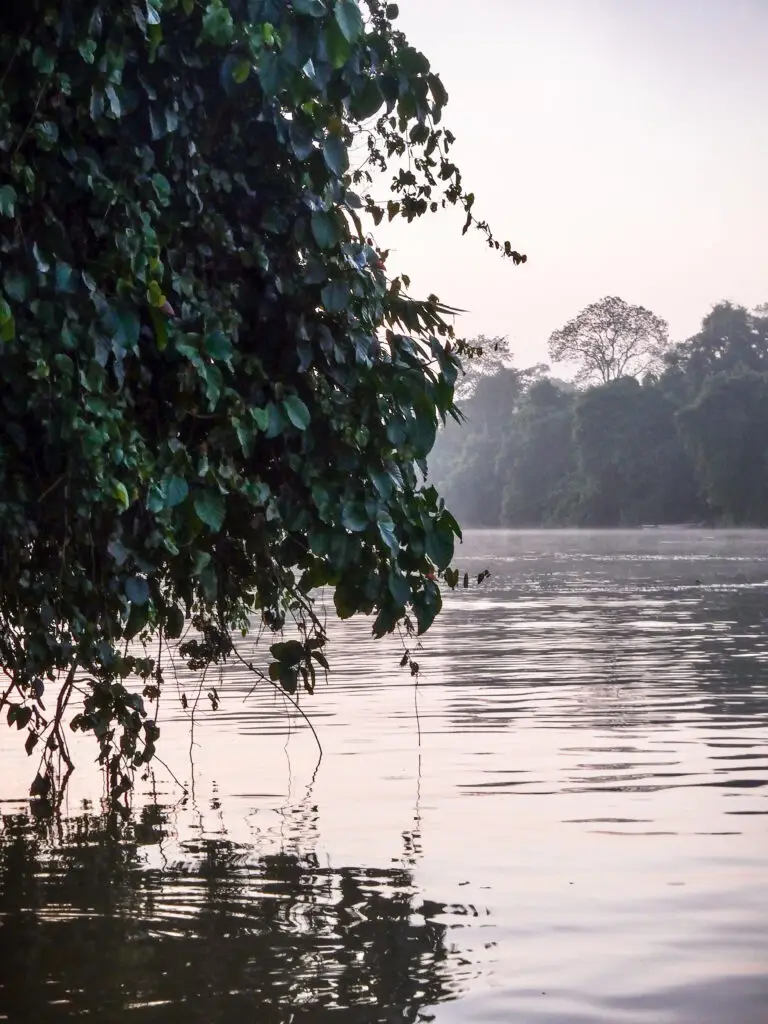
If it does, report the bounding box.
[0,804,468,1022]
[1,529,767,1022]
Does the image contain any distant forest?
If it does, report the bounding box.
[429,298,768,527]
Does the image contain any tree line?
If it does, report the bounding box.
[430,298,768,527]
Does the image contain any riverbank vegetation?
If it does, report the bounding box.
[431,300,768,528]
[0,0,524,793]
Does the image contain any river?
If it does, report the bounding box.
[1,529,767,1022]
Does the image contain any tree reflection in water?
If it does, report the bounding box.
[0,799,469,1022]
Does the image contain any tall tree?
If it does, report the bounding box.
[548,296,668,386]
[499,380,578,526]
[574,377,701,525]
[0,0,525,790]
[429,367,529,526]
[677,369,768,524]
[665,301,768,393]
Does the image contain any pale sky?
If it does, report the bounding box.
[375,0,768,368]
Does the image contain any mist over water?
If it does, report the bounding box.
[1,529,767,1023]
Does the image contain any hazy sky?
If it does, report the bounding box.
[376,0,768,369]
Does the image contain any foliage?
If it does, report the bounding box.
[665,301,768,393]
[427,358,545,526]
[452,334,511,400]
[678,368,768,523]
[573,377,701,525]
[430,300,768,530]
[498,379,578,526]
[0,0,526,792]
[548,295,668,386]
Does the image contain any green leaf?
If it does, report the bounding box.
[0,185,16,218]
[386,417,407,446]
[411,408,437,457]
[106,304,141,349]
[425,524,454,569]
[3,269,28,303]
[282,394,311,430]
[350,78,384,120]
[440,509,463,542]
[125,577,150,606]
[341,502,368,532]
[251,406,270,431]
[323,135,349,177]
[270,640,304,666]
[165,476,189,508]
[279,666,298,694]
[376,511,399,554]
[150,172,171,202]
[107,538,129,566]
[372,604,398,638]
[104,85,122,118]
[204,331,233,361]
[193,489,226,531]
[55,261,76,293]
[334,0,363,42]
[370,468,393,499]
[113,482,130,511]
[78,39,98,64]
[264,401,285,438]
[149,105,167,140]
[388,570,411,606]
[147,279,166,307]
[7,705,33,731]
[125,601,149,640]
[412,584,442,635]
[201,2,235,44]
[321,280,349,313]
[232,58,251,84]
[149,307,168,350]
[293,0,326,14]
[0,298,14,342]
[311,210,338,249]
[203,363,223,408]
[444,568,459,589]
[190,549,211,575]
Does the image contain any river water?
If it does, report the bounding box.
[1,529,767,1022]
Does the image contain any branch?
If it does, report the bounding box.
[233,646,323,763]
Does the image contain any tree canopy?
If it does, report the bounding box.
[431,301,766,530]
[0,0,525,796]
[548,295,668,386]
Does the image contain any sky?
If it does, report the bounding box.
[374,0,768,369]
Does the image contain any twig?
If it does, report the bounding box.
[0,674,17,714]
[52,661,78,771]
[233,647,323,763]
[12,74,53,157]
[189,663,208,764]
[413,668,421,747]
[152,754,189,796]
[37,474,65,504]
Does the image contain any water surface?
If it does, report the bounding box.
[1,529,767,1022]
